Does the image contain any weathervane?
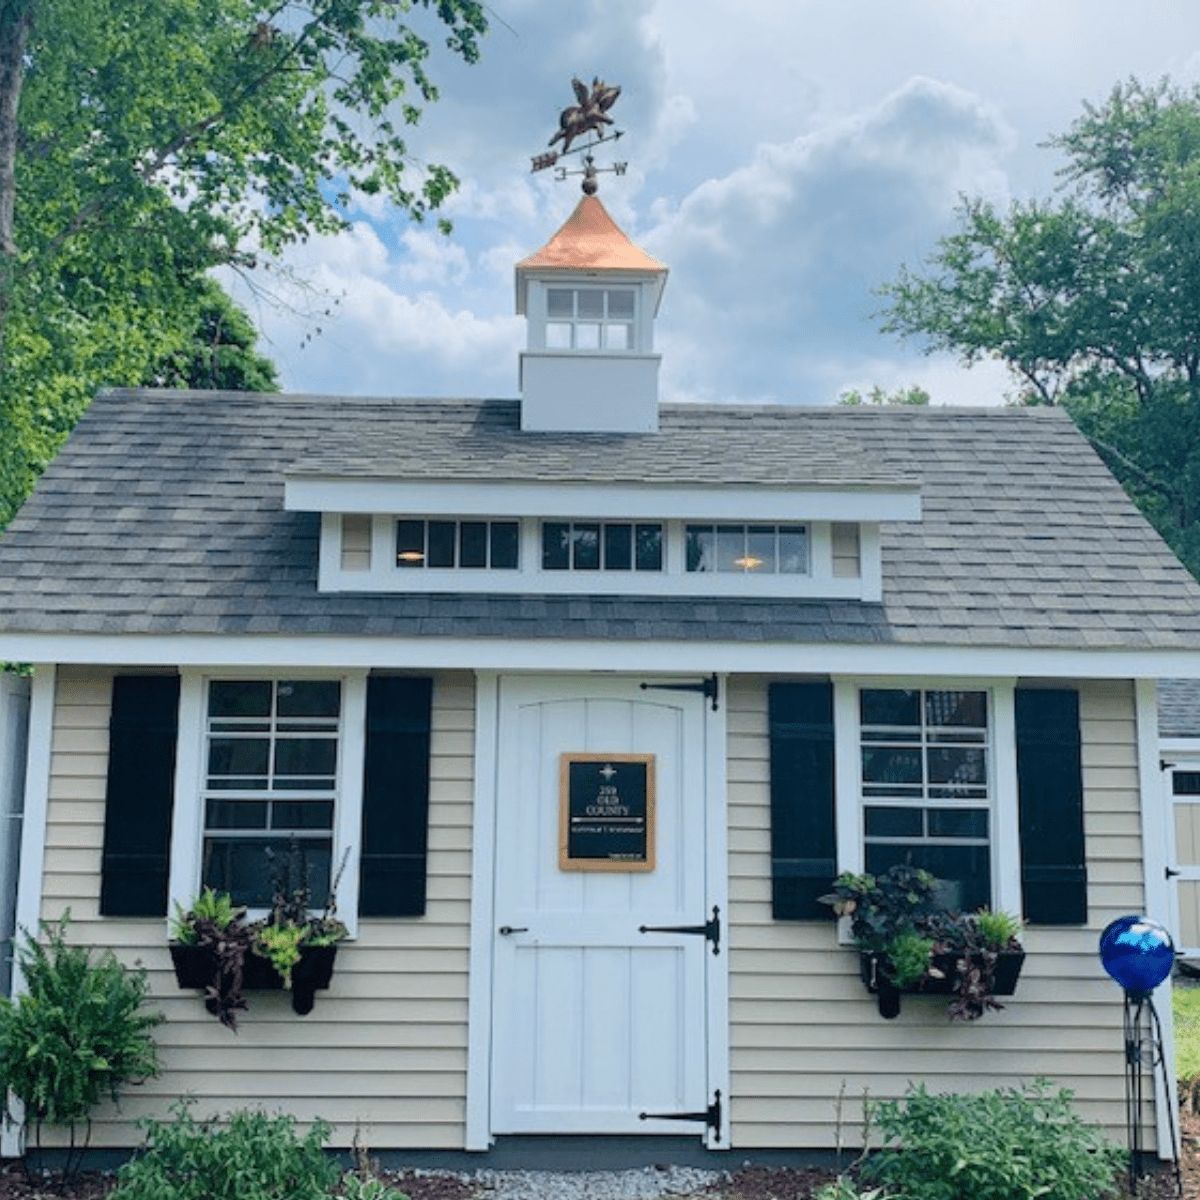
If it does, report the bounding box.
[531,76,627,194]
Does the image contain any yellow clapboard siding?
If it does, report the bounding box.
[39,665,474,1151]
[724,676,1148,1149]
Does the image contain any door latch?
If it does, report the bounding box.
[498,925,529,935]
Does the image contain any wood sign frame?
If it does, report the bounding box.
[558,753,656,872]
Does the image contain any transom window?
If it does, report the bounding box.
[686,524,809,574]
[546,287,636,351]
[542,521,663,571]
[396,519,519,570]
[859,688,991,911]
[202,679,341,908]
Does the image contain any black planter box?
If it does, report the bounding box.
[860,949,1025,1019]
[169,942,337,1016]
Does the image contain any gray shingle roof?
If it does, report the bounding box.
[286,398,916,487]
[2,388,1200,650]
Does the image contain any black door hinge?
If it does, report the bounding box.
[639,905,721,955]
[640,674,719,711]
[639,1089,722,1141]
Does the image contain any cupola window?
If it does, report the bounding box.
[546,287,636,351]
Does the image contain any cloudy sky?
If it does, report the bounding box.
[226,1,1200,408]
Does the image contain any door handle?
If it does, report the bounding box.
[498,925,529,935]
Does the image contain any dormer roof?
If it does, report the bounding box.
[515,194,667,314]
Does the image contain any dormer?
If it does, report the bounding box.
[516,194,667,433]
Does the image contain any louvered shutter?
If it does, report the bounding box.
[769,680,837,919]
[1015,687,1087,924]
[359,676,433,917]
[100,675,180,916]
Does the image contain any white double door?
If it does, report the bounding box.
[489,676,718,1138]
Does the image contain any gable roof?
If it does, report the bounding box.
[1,388,1200,658]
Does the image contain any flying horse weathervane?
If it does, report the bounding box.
[530,76,627,194]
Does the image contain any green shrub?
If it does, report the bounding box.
[112,1103,339,1200]
[339,1176,411,1200]
[813,1178,889,1200]
[0,917,161,1137]
[861,1078,1124,1200]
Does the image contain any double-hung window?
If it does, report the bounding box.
[859,688,992,911]
[202,679,341,908]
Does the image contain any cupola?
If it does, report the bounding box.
[515,193,667,433]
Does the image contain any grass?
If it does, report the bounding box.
[1174,984,1200,1080]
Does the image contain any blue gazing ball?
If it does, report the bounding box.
[1098,915,1176,995]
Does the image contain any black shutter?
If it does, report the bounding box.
[769,680,837,919]
[1016,687,1087,924]
[359,676,433,917]
[99,675,180,917]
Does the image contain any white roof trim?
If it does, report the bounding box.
[5,632,1200,680]
[283,478,922,523]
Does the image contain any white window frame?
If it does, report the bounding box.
[544,285,639,353]
[168,668,366,938]
[833,677,1021,930]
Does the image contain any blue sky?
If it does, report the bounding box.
[224,1,1200,407]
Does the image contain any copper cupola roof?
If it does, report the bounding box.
[515,194,666,314]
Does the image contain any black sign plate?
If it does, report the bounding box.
[559,754,656,872]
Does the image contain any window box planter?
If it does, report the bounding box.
[170,941,338,1017]
[860,948,1026,1019]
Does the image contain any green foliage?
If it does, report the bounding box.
[340,1176,411,1200]
[256,923,306,989]
[0,916,162,1128]
[879,76,1200,578]
[0,0,487,528]
[861,1079,1124,1200]
[821,868,1023,1020]
[838,384,931,406]
[883,929,935,989]
[973,908,1023,951]
[171,886,247,945]
[821,866,940,951]
[111,1102,338,1200]
[171,874,348,1027]
[1173,984,1200,1083]
[813,1179,889,1200]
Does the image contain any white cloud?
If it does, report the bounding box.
[648,77,1014,404]
[225,1,1200,408]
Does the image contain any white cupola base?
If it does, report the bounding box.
[515,194,667,434]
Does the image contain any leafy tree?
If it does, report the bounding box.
[0,0,487,526]
[839,384,931,406]
[879,78,1200,577]
[146,279,279,393]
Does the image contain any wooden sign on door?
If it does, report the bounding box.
[559,753,656,871]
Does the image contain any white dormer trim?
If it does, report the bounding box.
[285,478,922,524]
[315,512,890,602]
